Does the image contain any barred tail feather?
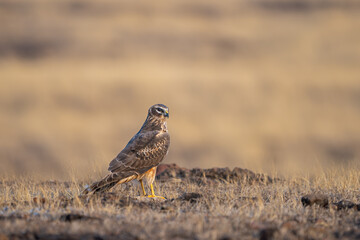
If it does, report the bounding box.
[82,173,119,195]
[82,173,137,195]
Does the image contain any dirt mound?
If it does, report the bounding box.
[156,163,275,184]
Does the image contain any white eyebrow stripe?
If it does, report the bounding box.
[156,106,167,112]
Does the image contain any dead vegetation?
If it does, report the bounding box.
[0,0,360,239]
[1,0,360,177]
[0,164,359,240]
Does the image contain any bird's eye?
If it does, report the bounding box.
[156,108,163,113]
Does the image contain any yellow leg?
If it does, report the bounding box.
[139,179,146,196]
[147,183,165,199]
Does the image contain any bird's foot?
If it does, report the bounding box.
[147,195,166,200]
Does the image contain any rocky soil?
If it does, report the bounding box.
[0,164,359,240]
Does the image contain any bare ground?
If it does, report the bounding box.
[0,164,359,240]
[1,1,360,239]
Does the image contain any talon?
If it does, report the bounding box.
[146,183,165,199]
[147,195,166,200]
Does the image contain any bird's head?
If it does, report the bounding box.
[148,104,169,120]
[140,104,169,132]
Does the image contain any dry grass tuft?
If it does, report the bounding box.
[0,164,359,239]
[0,0,359,239]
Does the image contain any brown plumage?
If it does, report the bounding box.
[82,104,170,197]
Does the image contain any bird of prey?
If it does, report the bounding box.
[83,104,170,199]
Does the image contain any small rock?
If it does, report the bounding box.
[219,235,232,240]
[259,227,278,240]
[238,196,259,201]
[59,213,100,222]
[33,197,46,205]
[301,194,329,208]
[178,192,202,203]
[332,200,359,211]
[160,206,175,212]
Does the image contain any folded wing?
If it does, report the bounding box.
[108,130,170,177]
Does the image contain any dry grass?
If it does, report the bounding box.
[0,165,359,239]
[0,0,360,178]
[0,0,359,239]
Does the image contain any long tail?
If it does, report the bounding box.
[82,173,136,195]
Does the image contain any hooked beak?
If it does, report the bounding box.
[164,110,169,118]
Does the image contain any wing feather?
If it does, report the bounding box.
[108,130,170,176]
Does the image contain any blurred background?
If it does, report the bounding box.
[0,0,359,179]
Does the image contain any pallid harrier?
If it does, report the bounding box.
[83,104,170,199]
